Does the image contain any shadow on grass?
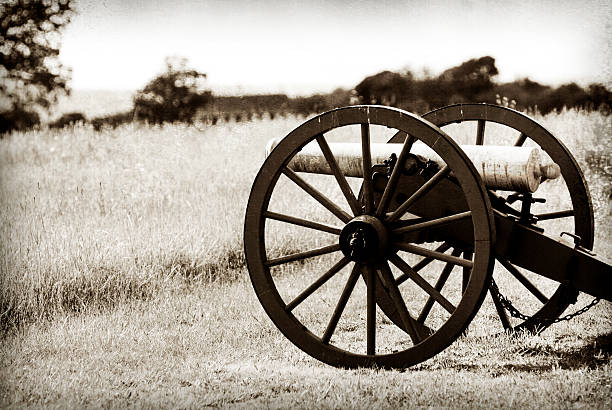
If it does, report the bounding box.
[549,332,612,370]
[0,247,249,335]
[165,248,245,282]
[450,332,612,373]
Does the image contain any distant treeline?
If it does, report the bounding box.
[3,56,610,133]
[201,88,353,122]
[352,56,611,115]
[42,90,355,130]
[202,56,611,121]
[159,56,612,126]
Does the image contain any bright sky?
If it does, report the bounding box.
[60,0,612,96]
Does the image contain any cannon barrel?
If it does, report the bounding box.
[266,140,560,193]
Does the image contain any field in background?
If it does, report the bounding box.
[54,90,135,120]
[0,116,304,329]
[0,109,610,407]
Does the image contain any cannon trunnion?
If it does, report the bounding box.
[244,104,611,369]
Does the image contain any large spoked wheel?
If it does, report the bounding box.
[414,103,594,333]
[245,105,495,368]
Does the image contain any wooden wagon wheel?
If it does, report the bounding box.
[244,105,495,368]
[405,103,593,333]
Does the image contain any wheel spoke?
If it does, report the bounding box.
[489,287,512,330]
[377,262,424,344]
[498,258,549,304]
[386,165,451,223]
[514,132,527,147]
[476,120,485,145]
[388,254,456,314]
[392,211,472,234]
[536,209,574,221]
[264,211,342,235]
[283,167,352,223]
[322,263,361,344]
[376,133,415,217]
[393,242,474,268]
[462,251,472,293]
[365,265,376,355]
[266,243,341,267]
[316,134,361,216]
[417,248,461,323]
[285,256,351,312]
[389,129,407,142]
[361,124,374,214]
[395,242,452,286]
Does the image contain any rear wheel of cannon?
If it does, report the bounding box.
[244,105,495,368]
[412,103,594,333]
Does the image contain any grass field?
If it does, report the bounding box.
[0,109,610,407]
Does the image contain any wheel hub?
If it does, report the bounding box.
[339,215,389,263]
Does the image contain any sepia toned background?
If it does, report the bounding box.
[1,0,611,407]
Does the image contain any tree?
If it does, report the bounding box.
[438,56,498,101]
[355,70,414,106]
[0,0,75,117]
[133,57,213,124]
[586,84,611,111]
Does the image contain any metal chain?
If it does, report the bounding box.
[489,279,600,325]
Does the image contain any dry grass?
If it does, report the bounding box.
[0,108,610,407]
[0,117,302,330]
[0,280,610,408]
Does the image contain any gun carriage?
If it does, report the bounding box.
[244,104,611,369]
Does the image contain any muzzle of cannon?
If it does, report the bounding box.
[244,104,611,370]
[266,139,561,193]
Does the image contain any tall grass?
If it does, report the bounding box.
[0,117,301,330]
[538,109,611,215]
[537,108,612,253]
[0,108,609,333]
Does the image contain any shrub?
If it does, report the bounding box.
[0,108,40,134]
[49,112,87,129]
[289,94,330,116]
[133,57,212,124]
[90,110,134,130]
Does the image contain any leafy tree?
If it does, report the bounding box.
[355,70,415,106]
[438,56,498,101]
[586,84,611,111]
[350,56,611,114]
[479,78,551,111]
[133,57,213,124]
[0,0,75,117]
[353,58,498,112]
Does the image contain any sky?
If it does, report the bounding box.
[59,0,612,96]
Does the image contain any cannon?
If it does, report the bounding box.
[244,104,611,369]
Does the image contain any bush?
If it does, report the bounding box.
[133,57,212,124]
[289,94,330,116]
[355,70,415,106]
[0,108,40,134]
[49,112,87,129]
[90,111,134,130]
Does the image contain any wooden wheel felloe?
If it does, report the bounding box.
[244,106,495,368]
[418,103,594,333]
